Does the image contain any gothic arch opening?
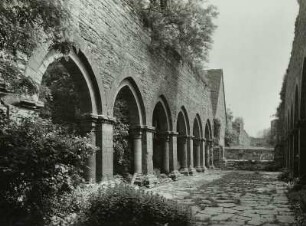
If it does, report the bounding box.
[36,49,102,182]
[113,78,145,177]
[176,108,189,174]
[193,115,202,171]
[152,99,170,174]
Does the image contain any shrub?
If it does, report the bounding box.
[81,183,192,226]
[278,169,292,182]
[0,112,96,226]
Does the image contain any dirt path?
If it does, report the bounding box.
[147,170,295,226]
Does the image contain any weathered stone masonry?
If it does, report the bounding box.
[279,0,306,177]
[3,0,226,182]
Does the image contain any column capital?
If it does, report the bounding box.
[200,138,206,142]
[168,131,179,137]
[131,125,156,133]
[130,126,143,137]
[186,135,195,140]
[159,132,170,141]
[97,114,116,125]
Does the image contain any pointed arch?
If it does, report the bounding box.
[152,95,172,132]
[205,119,212,139]
[112,77,146,126]
[25,47,104,115]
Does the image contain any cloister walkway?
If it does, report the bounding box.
[147,170,295,226]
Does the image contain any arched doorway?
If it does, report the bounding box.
[193,115,203,172]
[113,78,145,177]
[33,49,102,183]
[176,108,189,174]
[205,120,212,168]
[152,98,171,174]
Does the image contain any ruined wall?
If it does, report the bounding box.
[25,0,215,134]
[225,147,274,161]
[281,1,306,176]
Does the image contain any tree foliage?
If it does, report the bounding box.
[39,62,82,133]
[0,111,96,226]
[113,98,133,176]
[0,0,71,95]
[129,0,218,70]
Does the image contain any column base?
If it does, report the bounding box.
[143,174,158,188]
[169,170,182,181]
[179,167,189,175]
[195,166,204,172]
[209,165,215,169]
[189,167,197,176]
[131,173,144,186]
[131,173,159,188]
[203,166,208,172]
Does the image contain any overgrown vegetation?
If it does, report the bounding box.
[113,98,133,177]
[81,183,192,226]
[129,0,218,73]
[0,0,72,95]
[39,62,82,133]
[0,110,96,226]
[225,108,239,147]
[282,174,306,225]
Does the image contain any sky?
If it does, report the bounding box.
[206,0,299,137]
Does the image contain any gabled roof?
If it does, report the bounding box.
[205,69,224,116]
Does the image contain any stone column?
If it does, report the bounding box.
[132,129,143,174]
[201,138,207,171]
[162,133,170,174]
[179,136,189,175]
[80,114,98,183]
[96,115,115,182]
[208,139,215,169]
[169,132,178,172]
[205,141,210,169]
[142,126,155,174]
[194,138,202,172]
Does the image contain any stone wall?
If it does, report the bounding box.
[225,147,274,161]
[1,0,226,181]
[280,1,306,177]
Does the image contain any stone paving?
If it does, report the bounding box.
[147,170,295,226]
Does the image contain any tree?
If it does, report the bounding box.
[0,0,72,95]
[0,111,96,225]
[129,0,218,72]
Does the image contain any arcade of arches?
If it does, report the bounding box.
[3,45,222,183]
[0,0,228,183]
[277,0,306,178]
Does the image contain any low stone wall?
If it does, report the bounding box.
[222,160,278,171]
[225,147,274,161]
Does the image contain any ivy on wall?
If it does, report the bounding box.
[0,0,72,95]
[128,0,218,73]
